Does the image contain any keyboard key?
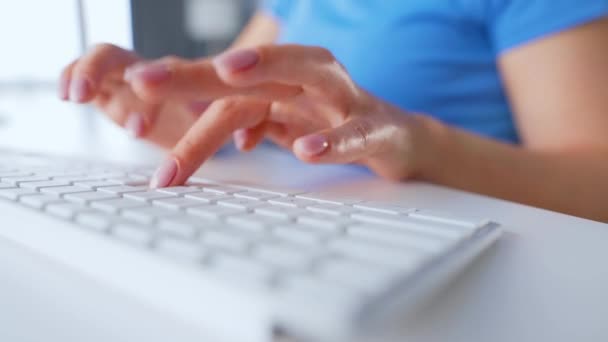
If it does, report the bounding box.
[230,185,303,197]
[296,192,362,205]
[187,205,245,220]
[297,213,354,231]
[272,225,326,246]
[155,186,202,195]
[0,171,32,179]
[353,202,415,215]
[106,177,149,186]
[201,185,244,194]
[124,191,173,202]
[64,191,119,204]
[254,206,309,219]
[91,198,147,213]
[353,216,471,240]
[112,223,154,246]
[98,185,148,195]
[226,213,288,232]
[346,224,451,253]
[267,197,318,208]
[40,185,91,197]
[20,194,65,209]
[0,182,15,189]
[156,217,206,239]
[75,212,114,231]
[84,172,126,179]
[202,230,249,253]
[306,203,357,216]
[233,191,278,201]
[72,180,121,189]
[409,210,489,229]
[184,191,230,203]
[2,175,49,185]
[122,206,179,224]
[0,188,38,200]
[20,180,71,190]
[217,198,266,210]
[153,197,208,210]
[46,202,89,219]
[351,211,409,227]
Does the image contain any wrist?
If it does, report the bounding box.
[407,113,449,178]
[361,109,448,181]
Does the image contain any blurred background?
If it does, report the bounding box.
[0,0,256,161]
[0,0,256,89]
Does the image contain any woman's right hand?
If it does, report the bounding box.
[58,43,208,149]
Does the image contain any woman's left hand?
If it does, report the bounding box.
[125,45,438,187]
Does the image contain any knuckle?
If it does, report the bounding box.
[350,118,374,150]
[159,55,183,65]
[89,42,119,55]
[213,98,242,115]
[60,60,77,77]
[315,47,336,63]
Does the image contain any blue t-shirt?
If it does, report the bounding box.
[263,0,608,143]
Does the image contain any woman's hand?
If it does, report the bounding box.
[59,44,211,148]
[124,45,438,187]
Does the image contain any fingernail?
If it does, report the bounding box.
[213,49,259,73]
[123,68,134,82]
[58,76,69,101]
[69,78,91,103]
[233,130,248,150]
[124,112,145,139]
[150,158,178,188]
[129,63,171,84]
[295,134,329,157]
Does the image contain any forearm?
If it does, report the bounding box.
[419,117,608,222]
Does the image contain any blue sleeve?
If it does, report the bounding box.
[489,0,608,54]
[261,0,295,21]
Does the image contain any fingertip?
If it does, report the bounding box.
[149,157,178,188]
[127,63,172,102]
[68,77,93,103]
[124,112,145,139]
[293,134,329,159]
[212,48,259,76]
[127,63,171,84]
[58,75,70,101]
[233,129,248,151]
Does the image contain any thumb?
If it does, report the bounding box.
[292,116,391,164]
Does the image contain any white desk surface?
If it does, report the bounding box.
[1,90,607,342]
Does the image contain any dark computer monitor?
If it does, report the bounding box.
[130,0,255,59]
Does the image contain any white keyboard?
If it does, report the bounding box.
[0,151,502,342]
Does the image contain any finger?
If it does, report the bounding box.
[69,43,139,103]
[93,86,161,139]
[293,116,392,164]
[58,59,77,101]
[233,121,284,151]
[233,128,257,151]
[150,98,270,188]
[213,44,349,92]
[187,100,214,118]
[125,59,301,104]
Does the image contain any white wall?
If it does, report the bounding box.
[0,0,132,83]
